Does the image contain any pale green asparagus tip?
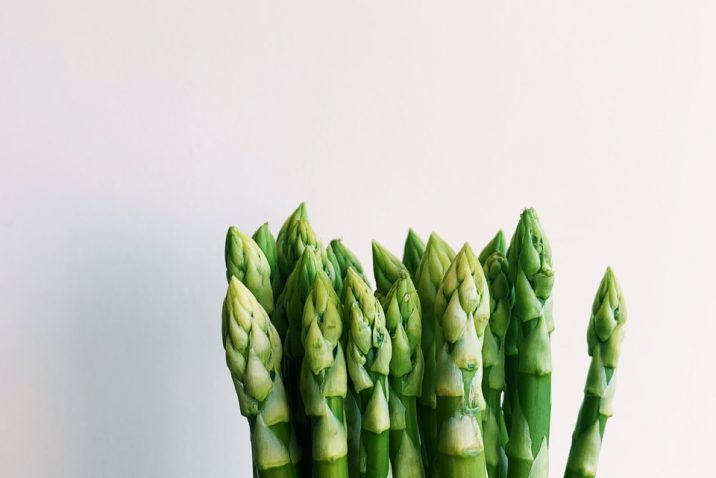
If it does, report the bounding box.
[478,230,507,265]
[328,239,369,295]
[383,270,423,395]
[343,268,392,396]
[588,267,627,366]
[222,277,284,418]
[225,226,275,316]
[252,223,283,300]
[283,248,323,359]
[402,229,426,280]
[372,240,408,301]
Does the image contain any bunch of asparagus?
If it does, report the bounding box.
[221,204,627,478]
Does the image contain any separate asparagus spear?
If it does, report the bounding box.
[344,268,392,478]
[432,244,490,478]
[402,229,426,280]
[253,223,283,300]
[222,278,299,478]
[382,271,425,478]
[505,208,555,478]
[225,227,274,316]
[276,203,310,282]
[481,251,512,478]
[414,232,455,472]
[478,230,507,265]
[565,268,627,478]
[300,271,350,478]
[372,240,408,303]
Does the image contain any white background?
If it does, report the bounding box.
[1,1,714,477]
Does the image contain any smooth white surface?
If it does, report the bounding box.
[1,1,714,476]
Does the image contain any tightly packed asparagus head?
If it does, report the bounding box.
[433,243,490,478]
[344,268,393,478]
[414,232,455,472]
[300,271,349,478]
[372,240,408,303]
[225,226,274,316]
[565,268,626,478]
[402,229,426,280]
[222,278,298,478]
[505,208,555,478]
[382,271,425,478]
[221,204,628,478]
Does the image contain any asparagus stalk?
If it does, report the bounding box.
[402,229,426,280]
[433,244,490,478]
[275,203,310,283]
[564,268,626,478]
[225,227,275,316]
[300,271,350,478]
[253,223,283,300]
[372,240,408,302]
[414,232,455,472]
[382,271,425,478]
[222,278,299,478]
[343,268,392,478]
[481,251,512,478]
[505,208,555,478]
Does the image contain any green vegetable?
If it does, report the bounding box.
[481,251,512,478]
[253,223,283,300]
[402,229,426,279]
[343,268,392,478]
[382,271,425,478]
[372,240,408,303]
[564,268,626,478]
[478,230,507,265]
[275,203,310,282]
[225,226,274,316]
[414,232,455,473]
[328,239,369,295]
[300,271,350,478]
[505,208,555,478]
[432,244,490,478]
[222,278,299,478]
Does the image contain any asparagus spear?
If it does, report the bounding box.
[414,232,455,472]
[276,203,310,282]
[505,208,555,478]
[433,244,490,478]
[300,271,350,478]
[372,240,408,302]
[253,223,283,300]
[222,278,299,478]
[343,268,392,478]
[225,227,274,316]
[382,271,425,478]
[564,268,627,478]
[402,229,426,280]
[481,251,513,478]
[478,230,507,265]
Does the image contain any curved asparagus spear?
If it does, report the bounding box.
[344,268,392,478]
[402,229,426,280]
[478,230,507,265]
[300,271,349,478]
[564,268,627,478]
[372,240,408,302]
[253,223,283,300]
[382,271,425,478]
[481,251,512,478]
[505,208,555,478]
[222,278,299,478]
[414,232,455,472]
[225,227,274,316]
[433,244,490,478]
